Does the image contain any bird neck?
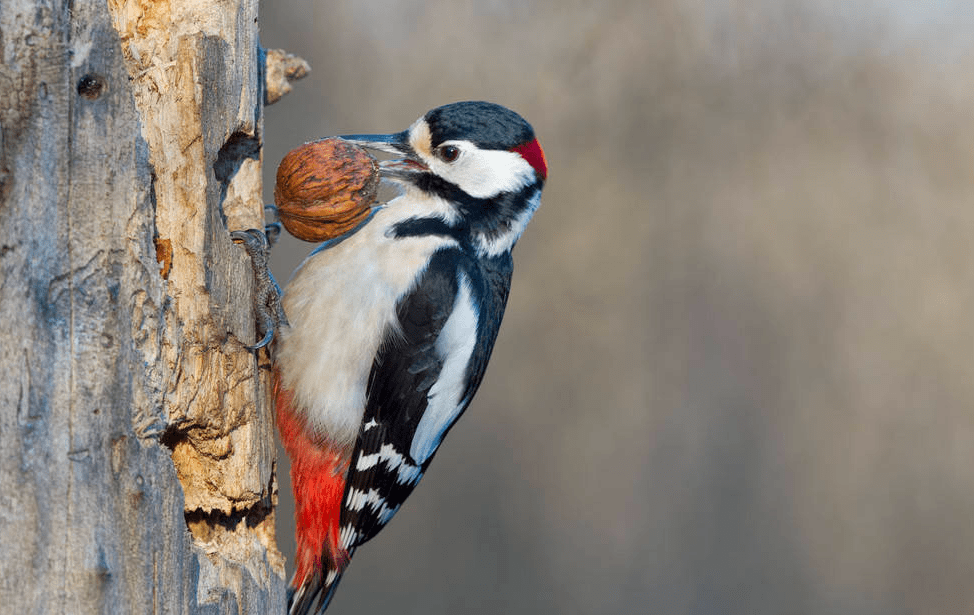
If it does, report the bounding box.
[388,181,543,258]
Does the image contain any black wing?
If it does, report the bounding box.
[338,247,512,549]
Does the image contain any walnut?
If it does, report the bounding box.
[274,138,379,242]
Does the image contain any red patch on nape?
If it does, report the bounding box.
[512,138,548,180]
[274,372,351,588]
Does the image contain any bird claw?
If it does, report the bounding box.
[231,225,289,351]
[263,204,282,248]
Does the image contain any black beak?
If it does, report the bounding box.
[340,131,429,182]
[340,130,411,155]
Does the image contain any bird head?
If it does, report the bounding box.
[341,101,547,256]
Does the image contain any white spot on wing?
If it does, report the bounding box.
[343,488,400,530]
[409,274,479,463]
[379,504,401,523]
[356,452,379,470]
[377,443,404,470]
[397,464,423,485]
[339,524,356,547]
[346,488,365,511]
[346,488,385,512]
[354,444,423,483]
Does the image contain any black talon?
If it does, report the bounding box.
[264,204,282,248]
[231,228,289,351]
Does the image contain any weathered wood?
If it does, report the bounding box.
[264,49,310,106]
[0,0,286,612]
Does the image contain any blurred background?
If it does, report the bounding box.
[260,2,974,613]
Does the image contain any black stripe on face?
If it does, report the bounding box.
[406,173,542,248]
[388,217,462,241]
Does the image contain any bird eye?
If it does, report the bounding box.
[436,145,460,162]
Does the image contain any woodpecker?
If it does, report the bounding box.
[273,101,547,614]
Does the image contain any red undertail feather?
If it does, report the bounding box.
[274,372,351,589]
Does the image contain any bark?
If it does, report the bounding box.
[0,0,288,612]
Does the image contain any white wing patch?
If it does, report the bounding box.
[355,453,380,471]
[355,443,423,484]
[339,524,358,550]
[344,488,402,530]
[346,487,385,512]
[409,274,479,464]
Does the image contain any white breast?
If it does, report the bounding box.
[275,194,458,446]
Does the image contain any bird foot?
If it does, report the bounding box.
[231,221,288,351]
[263,204,282,248]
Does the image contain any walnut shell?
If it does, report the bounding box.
[274,138,380,242]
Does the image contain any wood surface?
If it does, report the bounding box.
[0,1,293,612]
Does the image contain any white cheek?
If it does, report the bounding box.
[431,146,536,199]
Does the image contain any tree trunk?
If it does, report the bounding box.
[0,1,287,612]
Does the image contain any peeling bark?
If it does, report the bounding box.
[0,0,286,612]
